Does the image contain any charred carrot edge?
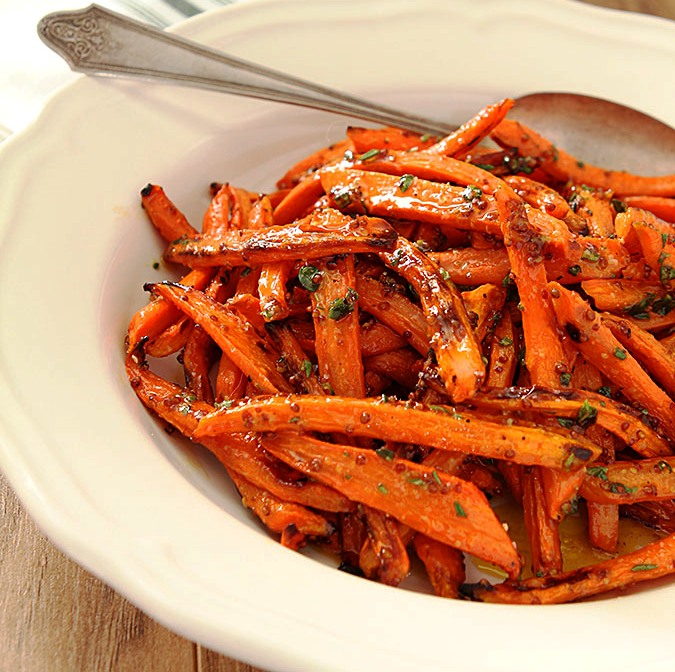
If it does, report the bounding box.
[125,346,353,513]
[470,387,672,458]
[465,530,675,604]
[164,208,397,268]
[380,237,485,402]
[549,281,675,441]
[587,501,619,554]
[413,534,466,598]
[491,118,675,197]
[147,282,292,394]
[361,507,411,586]
[259,260,293,322]
[259,432,521,578]
[195,394,601,470]
[423,98,515,158]
[580,455,675,505]
[214,352,247,402]
[143,315,193,358]
[319,167,503,236]
[570,185,616,237]
[202,182,231,235]
[140,183,198,242]
[602,314,675,398]
[228,469,334,548]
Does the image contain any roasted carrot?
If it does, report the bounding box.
[164,208,397,268]
[549,281,675,440]
[624,195,675,223]
[147,282,292,394]
[360,507,411,586]
[346,126,439,153]
[140,183,198,242]
[195,394,600,470]
[276,139,352,189]
[413,534,466,598]
[259,432,521,578]
[465,531,675,604]
[587,501,620,554]
[491,117,675,197]
[310,255,365,398]
[380,237,485,402]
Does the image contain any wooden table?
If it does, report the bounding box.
[1,1,672,670]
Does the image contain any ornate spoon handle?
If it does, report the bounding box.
[38,4,455,135]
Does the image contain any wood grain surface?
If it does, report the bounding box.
[0,2,672,671]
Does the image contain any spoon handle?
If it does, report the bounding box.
[38,4,455,136]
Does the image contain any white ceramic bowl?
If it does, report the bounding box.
[1,1,674,670]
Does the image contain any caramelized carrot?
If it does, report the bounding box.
[413,534,466,598]
[259,432,521,578]
[195,394,601,470]
[140,183,198,241]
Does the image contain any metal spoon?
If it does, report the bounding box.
[38,4,675,175]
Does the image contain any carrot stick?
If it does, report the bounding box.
[182,323,217,403]
[354,270,430,356]
[548,281,675,440]
[471,386,672,458]
[364,348,423,389]
[320,167,503,236]
[491,118,675,197]
[465,530,675,604]
[273,172,326,225]
[587,501,619,554]
[602,314,675,398]
[380,237,486,402]
[580,456,675,504]
[413,534,466,598]
[259,432,521,578]
[195,393,601,470]
[147,282,292,394]
[125,347,353,512]
[361,507,411,586]
[310,255,366,398]
[228,469,335,549]
[214,352,247,402]
[164,208,397,268]
[495,186,570,388]
[140,183,198,241]
[202,182,231,236]
[276,139,352,189]
[485,310,518,389]
[144,315,192,358]
[624,196,675,223]
[359,319,408,357]
[347,126,439,153]
[423,98,514,158]
[580,278,668,313]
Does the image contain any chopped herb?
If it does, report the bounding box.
[377,483,389,494]
[475,163,496,171]
[214,399,234,409]
[613,347,628,360]
[569,192,584,212]
[563,453,576,470]
[596,386,613,398]
[152,261,160,270]
[576,400,598,429]
[559,372,571,387]
[656,460,673,473]
[498,336,514,347]
[375,447,395,461]
[581,248,600,262]
[359,148,381,162]
[407,476,427,487]
[331,186,353,209]
[567,264,582,276]
[398,173,415,192]
[327,288,359,320]
[576,160,585,168]
[557,417,575,429]
[461,184,483,202]
[429,405,451,414]
[432,470,442,486]
[298,265,322,292]
[302,359,313,377]
[587,465,608,480]
[289,416,301,424]
[652,294,675,316]
[631,563,658,572]
[454,501,467,517]
[611,198,627,213]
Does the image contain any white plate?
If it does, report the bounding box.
[1,1,674,670]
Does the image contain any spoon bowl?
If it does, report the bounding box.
[38,4,675,175]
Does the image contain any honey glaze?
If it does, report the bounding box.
[469,497,664,581]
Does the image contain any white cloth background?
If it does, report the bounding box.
[0,0,236,139]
